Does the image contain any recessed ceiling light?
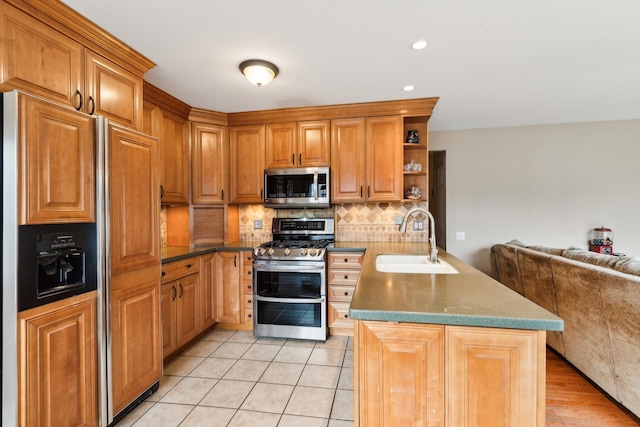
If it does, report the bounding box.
[411,40,428,50]
[403,85,415,92]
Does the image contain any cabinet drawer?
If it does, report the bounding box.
[328,302,353,329]
[243,294,254,309]
[328,285,356,302]
[243,265,253,283]
[328,269,360,286]
[161,257,199,284]
[242,307,254,324]
[328,252,364,269]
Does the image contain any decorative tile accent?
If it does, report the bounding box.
[238,201,430,242]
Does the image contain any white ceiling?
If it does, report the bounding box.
[61,0,640,131]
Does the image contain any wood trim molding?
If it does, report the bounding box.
[4,0,155,73]
[189,108,229,126]
[227,97,439,126]
[143,81,192,119]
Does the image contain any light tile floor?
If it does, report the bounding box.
[116,329,355,427]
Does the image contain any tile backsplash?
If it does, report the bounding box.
[238,202,430,243]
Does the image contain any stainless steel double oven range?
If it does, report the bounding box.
[252,218,334,341]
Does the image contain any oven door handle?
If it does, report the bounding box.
[255,295,325,304]
[253,263,326,273]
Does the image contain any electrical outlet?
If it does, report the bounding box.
[254,220,263,229]
[395,214,403,225]
[413,220,424,231]
[455,231,465,240]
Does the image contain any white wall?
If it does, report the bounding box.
[430,119,640,274]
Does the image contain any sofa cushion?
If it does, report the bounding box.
[526,245,565,256]
[491,244,524,295]
[516,247,565,354]
[562,247,640,277]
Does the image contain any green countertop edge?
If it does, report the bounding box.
[349,309,564,331]
[162,243,254,264]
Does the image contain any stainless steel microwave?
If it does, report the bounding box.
[264,167,330,208]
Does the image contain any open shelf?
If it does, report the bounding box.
[402,116,429,202]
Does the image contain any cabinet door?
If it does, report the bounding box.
[331,118,366,203]
[265,122,297,168]
[215,251,241,324]
[110,279,162,415]
[19,93,95,224]
[366,116,403,201]
[85,50,143,130]
[356,320,444,427]
[192,123,228,205]
[161,282,178,356]
[176,273,200,347]
[0,5,83,108]
[108,124,160,275]
[230,125,265,204]
[298,120,330,167]
[200,253,217,329]
[446,326,545,427]
[18,293,98,427]
[156,108,190,205]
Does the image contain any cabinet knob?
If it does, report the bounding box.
[247,284,252,289]
[344,314,349,318]
[344,258,348,263]
[248,314,252,318]
[344,291,349,296]
[186,264,192,268]
[247,271,252,275]
[161,272,166,277]
[248,299,252,304]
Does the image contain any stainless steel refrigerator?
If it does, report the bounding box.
[2,91,162,426]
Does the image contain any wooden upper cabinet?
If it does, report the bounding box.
[0,3,148,130]
[265,122,296,169]
[365,115,403,201]
[84,50,143,130]
[230,125,265,204]
[298,120,330,167]
[192,122,228,205]
[265,121,330,169]
[0,5,83,106]
[331,118,366,203]
[18,93,95,224]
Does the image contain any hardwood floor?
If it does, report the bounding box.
[546,348,640,426]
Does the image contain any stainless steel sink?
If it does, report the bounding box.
[375,254,459,274]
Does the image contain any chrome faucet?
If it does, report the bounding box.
[399,207,439,263]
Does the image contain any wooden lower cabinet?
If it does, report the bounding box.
[110,279,162,415]
[354,321,545,427]
[200,253,217,329]
[327,251,363,335]
[215,251,242,324]
[18,292,98,427]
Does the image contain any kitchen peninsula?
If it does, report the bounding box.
[333,242,563,427]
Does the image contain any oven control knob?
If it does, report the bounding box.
[267,248,275,256]
[254,248,260,257]
[259,248,267,256]
[284,248,291,256]
[300,248,308,256]
[309,248,317,257]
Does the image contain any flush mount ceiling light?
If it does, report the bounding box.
[239,59,279,87]
[403,85,415,92]
[412,40,428,50]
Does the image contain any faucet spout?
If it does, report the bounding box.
[399,207,439,263]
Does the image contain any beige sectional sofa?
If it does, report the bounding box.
[490,241,640,418]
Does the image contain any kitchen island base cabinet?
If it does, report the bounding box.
[355,320,546,427]
[18,292,98,427]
